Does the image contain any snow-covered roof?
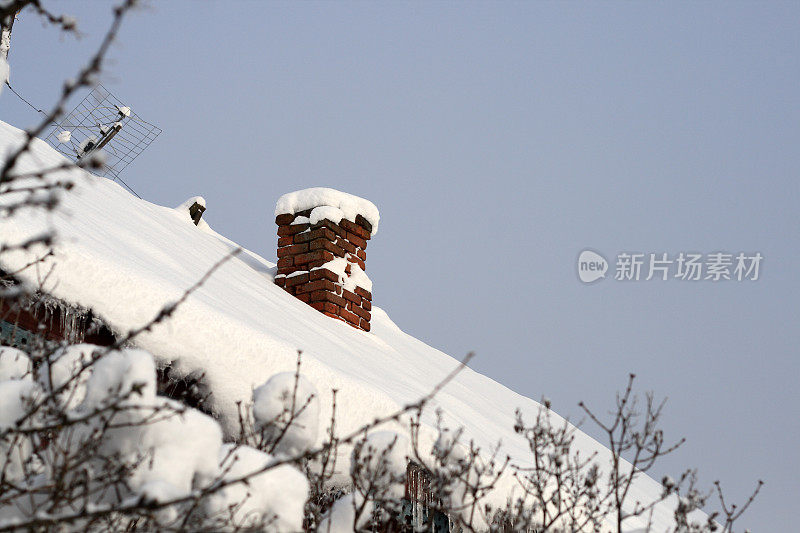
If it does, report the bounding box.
[0,121,687,530]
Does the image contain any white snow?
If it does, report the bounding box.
[320,433,408,533]
[80,347,157,411]
[117,105,131,117]
[0,379,40,481]
[317,492,368,533]
[0,120,695,530]
[309,205,344,226]
[352,431,408,499]
[0,341,311,527]
[346,263,372,293]
[57,130,72,143]
[72,348,224,503]
[205,444,309,531]
[0,56,8,91]
[311,257,373,293]
[0,346,31,381]
[38,343,96,409]
[275,187,379,236]
[174,196,206,225]
[252,372,320,456]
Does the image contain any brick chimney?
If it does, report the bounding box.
[273,189,378,332]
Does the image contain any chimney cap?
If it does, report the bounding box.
[275,188,380,236]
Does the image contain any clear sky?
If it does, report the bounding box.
[3,2,798,530]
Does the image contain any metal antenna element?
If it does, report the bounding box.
[44,84,162,196]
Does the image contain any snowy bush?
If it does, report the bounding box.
[0,344,315,531]
[205,444,309,531]
[252,370,320,456]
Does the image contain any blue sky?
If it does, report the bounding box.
[3,2,798,529]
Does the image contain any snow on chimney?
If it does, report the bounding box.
[274,188,379,332]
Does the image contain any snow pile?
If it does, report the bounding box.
[253,372,320,456]
[309,205,344,225]
[38,343,96,408]
[312,256,373,293]
[0,379,39,481]
[351,431,408,499]
[0,347,30,381]
[0,120,696,530]
[275,187,380,235]
[80,347,157,412]
[206,444,309,531]
[175,195,206,215]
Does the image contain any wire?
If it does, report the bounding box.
[115,174,142,199]
[4,81,47,116]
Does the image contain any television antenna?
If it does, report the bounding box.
[45,84,162,198]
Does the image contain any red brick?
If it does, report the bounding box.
[359,318,371,332]
[278,236,294,247]
[277,243,309,258]
[348,302,371,321]
[309,290,348,307]
[309,268,340,282]
[295,279,336,295]
[309,238,346,257]
[295,292,310,303]
[295,208,313,218]
[355,287,372,300]
[354,214,373,235]
[311,301,339,314]
[311,219,345,237]
[361,298,371,311]
[277,265,303,276]
[334,238,355,255]
[346,232,367,249]
[294,250,334,266]
[275,213,295,225]
[342,289,361,304]
[277,257,294,269]
[284,272,310,288]
[323,311,344,322]
[277,224,309,236]
[339,307,360,326]
[274,276,286,288]
[294,227,336,244]
[347,255,366,271]
[340,219,371,241]
[356,248,366,261]
[306,259,327,269]
[344,263,352,276]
